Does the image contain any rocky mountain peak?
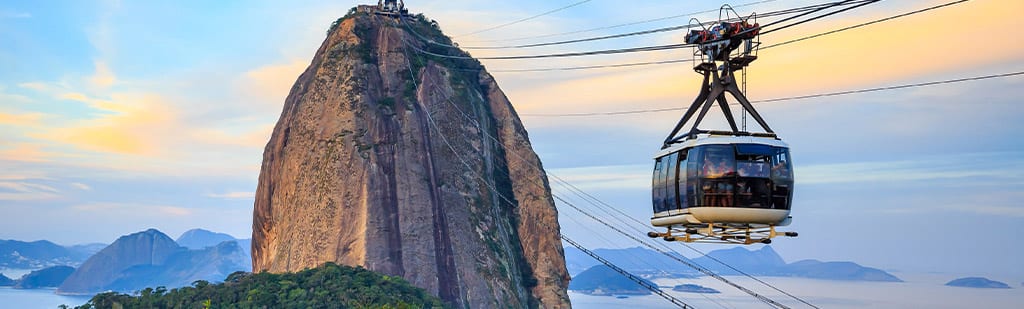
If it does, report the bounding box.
[251,8,570,308]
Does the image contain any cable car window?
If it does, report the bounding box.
[771,147,794,210]
[701,145,736,178]
[736,144,773,155]
[677,151,688,209]
[686,147,702,208]
[771,147,793,180]
[652,159,664,213]
[737,150,771,178]
[664,152,678,211]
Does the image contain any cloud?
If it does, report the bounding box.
[89,60,117,88]
[548,164,649,191]
[70,182,92,190]
[72,202,192,217]
[796,152,1024,185]
[0,112,47,128]
[206,191,255,199]
[38,92,177,156]
[241,60,307,104]
[0,180,61,201]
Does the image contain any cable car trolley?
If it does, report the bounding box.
[648,5,798,244]
[375,0,409,17]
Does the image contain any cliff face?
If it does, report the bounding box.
[252,7,570,308]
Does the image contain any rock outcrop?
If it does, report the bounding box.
[58,229,183,294]
[252,7,570,308]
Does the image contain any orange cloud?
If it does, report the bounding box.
[37,92,178,156]
[0,143,54,162]
[0,112,46,127]
[242,59,308,103]
[89,60,117,88]
[746,0,1024,98]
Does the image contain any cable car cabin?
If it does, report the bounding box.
[649,133,795,244]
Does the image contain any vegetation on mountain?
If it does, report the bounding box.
[70,262,446,309]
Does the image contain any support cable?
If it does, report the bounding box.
[520,70,1024,117]
[456,0,594,38]
[399,27,692,309]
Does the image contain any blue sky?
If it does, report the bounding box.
[1,0,1023,279]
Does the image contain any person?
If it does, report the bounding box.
[772,161,790,179]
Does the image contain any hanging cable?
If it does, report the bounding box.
[518,70,1024,117]
[456,0,594,38]
[762,0,969,49]
[400,23,695,309]
[760,0,880,35]
[461,0,778,43]
[404,32,797,309]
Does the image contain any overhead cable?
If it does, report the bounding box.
[520,70,1024,117]
[456,0,594,38]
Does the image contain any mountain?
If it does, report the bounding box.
[58,229,251,295]
[0,273,14,286]
[251,6,568,308]
[0,239,81,269]
[67,243,107,261]
[58,229,184,294]
[14,265,75,289]
[565,247,697,277]
[73,263,446,309]
[104,241,249,292]
[945,277,1011,289]
[692,246,786,274]
[176,229,236,250]
[780,259,902,282]
[569,265,654,296]
[565,245,901,282]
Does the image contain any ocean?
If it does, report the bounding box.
[0,272,1020,308]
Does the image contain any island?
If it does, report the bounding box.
[672,284,720,294]
[945,277,1011,289]
[569,265,654,296]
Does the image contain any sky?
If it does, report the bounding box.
[1,0,1023,283]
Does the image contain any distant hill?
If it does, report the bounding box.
[67,243,107,261]
[0,273,14,286]
[72,263,447,309]
[565,245,901,282]
[780,259,902,282]
[565,247,697,277]
[176,229,236,250]
[58,228,249,295]
[945,277,1011,289]
[0,239,82,269]
[14,265,75,289]
[569,265,655,296]
[58,229,184,294]
[691,246,786,274]
[673,284,720,294]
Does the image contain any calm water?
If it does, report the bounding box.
[0,287,90,309]
[1,273,1021,308]
[571,272,1024,309]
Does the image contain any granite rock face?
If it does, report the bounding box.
[251,7,570,308]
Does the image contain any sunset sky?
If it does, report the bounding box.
[2,0,1023,281]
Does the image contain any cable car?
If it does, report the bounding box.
[647,8,797,244]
